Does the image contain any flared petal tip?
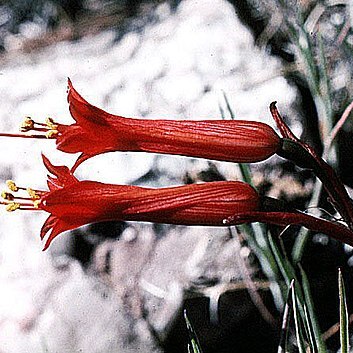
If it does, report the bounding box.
[70,153,92,173]
[67,77,73,100]
[40,217,74,251]
[41,154,78,187]
[41,153,49,166]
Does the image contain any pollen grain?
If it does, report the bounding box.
[20,117,35,132]
[6,180,18,192]
[45,117,58,130]
[1,191,14,201]
[45,130,59,138]
[26,188,40,199]
[5,202,21,212]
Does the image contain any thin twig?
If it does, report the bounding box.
[256,12,283,48]
[322,313,353,341]
[323,99,353,159]
[230,227,276,326]
[336,19,351,47]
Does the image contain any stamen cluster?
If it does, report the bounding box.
[1,116,60,140]
[1,180,42,211]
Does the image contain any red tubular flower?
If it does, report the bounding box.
[0,79,281,171]
[2,156,353,250]
[2,156,260,250]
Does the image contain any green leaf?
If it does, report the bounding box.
[278,283,293,353]
[317,33,333,132]
[184,310,203,353]
[291,280,307,353]
[292,227,311,264]
[302,304,316,353]
[299,264,327,353]
[268,233,297,288]
[221,91,235,120]
[238,163,253,187]
[218,102,226,120]
[339,269,349,353]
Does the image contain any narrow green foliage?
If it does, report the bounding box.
[238,163,253,187]
[280,3,337,260]
[302,304,316,353]
[317,34,333,132]
[292,227,311,264]
[339,269,349,353]
[270,233,321,340]
[218,102,226,120]
[221,91,235,120]
[292,178,322,264]
[299,264,327,353]
[268,233,297,288]
[291,280,307,353]
[278,283,293,353]
[184,310,203,353]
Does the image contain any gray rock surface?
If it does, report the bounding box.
[0,0,296,351]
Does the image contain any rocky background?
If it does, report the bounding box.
[0,0,352,352]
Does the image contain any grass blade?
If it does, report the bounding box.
[339,269,349,353]
[291,280,307,353]
[278,282,293,353]
[184,310,203,353]
[268,233,297,288]
[222,91,235,120]
[302,304,316,353]
[218,102,226,120]
[299,264,327,353]
[238,163,253,187]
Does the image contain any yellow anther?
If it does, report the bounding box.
[1,191,14,201]
[20,117,35,132]
[6,180,18,192]
[5,202,20,212]
[33,200,41,209]
[26,188,40,200]
[45,117,58,130]
[45,130,58,138]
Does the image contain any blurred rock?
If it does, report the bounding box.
[91,225,253,339]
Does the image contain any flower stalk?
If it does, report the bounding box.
[272,102,353,231]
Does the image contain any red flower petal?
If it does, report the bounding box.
[63,79,281,169]
[37,176,260,248]
[41,154,77,185]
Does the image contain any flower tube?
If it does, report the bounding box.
[2,156,353,250]
[2,155,260,250]
[0,79,281,171]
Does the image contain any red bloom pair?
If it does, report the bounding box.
[2,156,352,250]
[2,80,353,249]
